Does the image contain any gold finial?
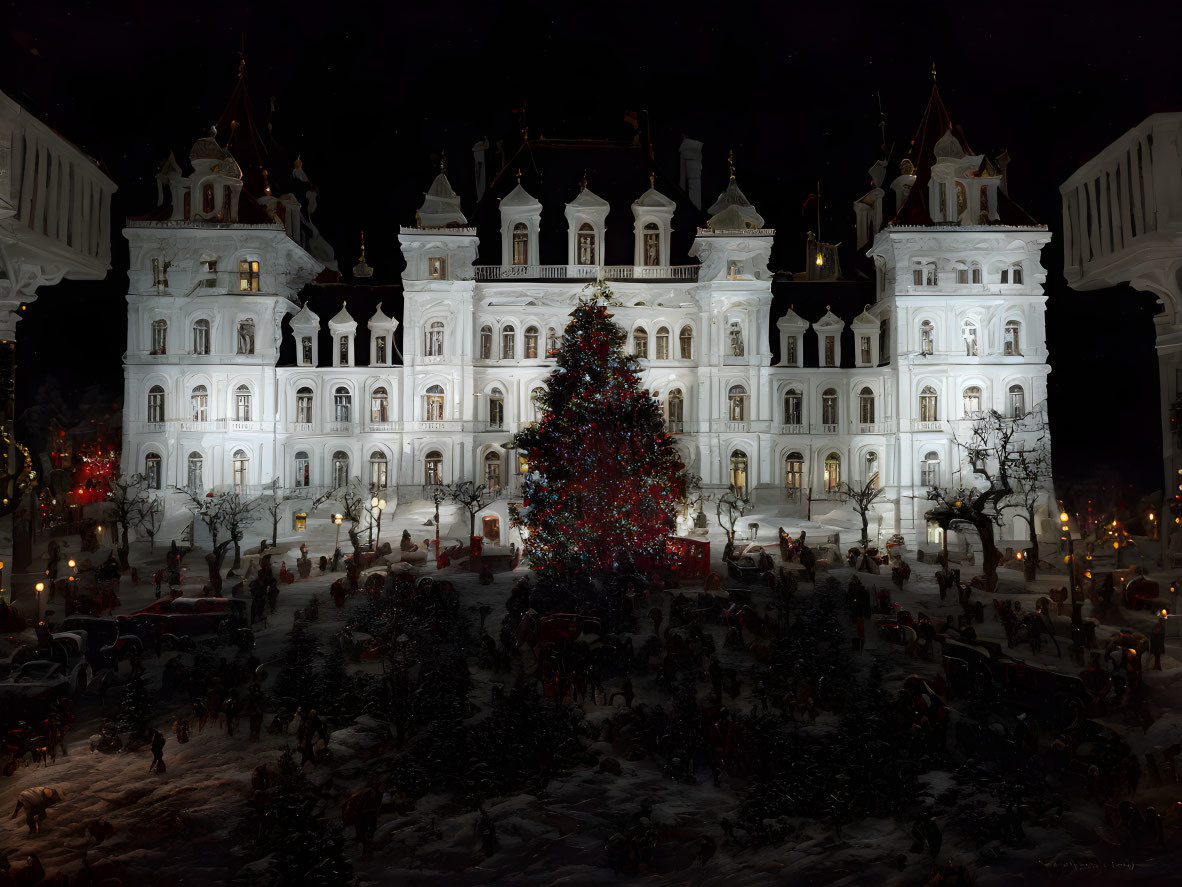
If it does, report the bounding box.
[826,304,831,311]
[727,149,735,179]
[649,171,655,189]
[931,61,937,83]
[440,150,447,174]
[515,168,522,184]
[359,230,367,262]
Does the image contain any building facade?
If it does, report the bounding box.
[123,85,1057,550]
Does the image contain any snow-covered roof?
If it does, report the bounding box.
[369,304,397,329]
[566,185,609,210]
[417,172,467,227]
[634,186,676,209]
[328,303,355,327]
[706,177,764,229]
[500,182,541,210]
[776,306,809,329]
[289,302,320,328]
[813,309,845,329]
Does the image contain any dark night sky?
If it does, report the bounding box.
[4,0,1177,500]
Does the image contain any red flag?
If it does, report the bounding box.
[623,109,639,128]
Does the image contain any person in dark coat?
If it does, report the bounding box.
[149,730,166,773]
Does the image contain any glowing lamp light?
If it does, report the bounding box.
[1059,512,1069,523]
[332,514,343,526]
[1015,551,1023,560]
[35,582,44,593]
[1114,541,1120,550]
[815,253,824,266]
[67,559,75,569]
[97,525,103,532]
[1162,609,1169,618]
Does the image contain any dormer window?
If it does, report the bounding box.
[151,319,167,354]
[524,326,539,359]
[429,256,446,279]
[300,336,313,365]
[239,260,260,292]
[480,325,492,360]
[192,319,210,355]
[237,318,255,355]
[643,223,660,266]
[577,223,596,265]
[512,223,529,265]
[425,321,445,358]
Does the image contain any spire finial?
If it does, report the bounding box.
[727,148,735,180]
[931,61,937,83]
[440,150,447,174]
[649,171,655,189]
[515,168,522,185]
[359,230,367,262]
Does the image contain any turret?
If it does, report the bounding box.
[328,303,356,367]
[398,159,479,281]
[632,176,676,268]
[564,176,609,268]
[369,303,398,366]
[290,302,320,367]
[812,308,845,368]
[776,305,808,367]
[499,172,542,267]
[689,157,773,282]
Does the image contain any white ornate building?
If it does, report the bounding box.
[122,83,1057,551]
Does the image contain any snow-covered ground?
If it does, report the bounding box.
[3,500,1182,885]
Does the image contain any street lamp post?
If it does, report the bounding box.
[332,513,343,561]
[433,487,446,567]
[369,494,387,552]
[35,581,45,622]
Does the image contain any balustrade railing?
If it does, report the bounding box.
[473,264,699,282]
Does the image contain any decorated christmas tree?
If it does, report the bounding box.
[511,280,682,573]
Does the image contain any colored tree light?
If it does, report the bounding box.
[510,280,683,573]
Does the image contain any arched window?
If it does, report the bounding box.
[334,386,352,423]
[531,386,546,422]
[546,327,558,355]
[369,450,388,489]
[512,222,529,265]
[1000,263,1024,284]
[962,320,979,356]
[236,318,255,354]
[239,259,260,292]
[295,387,314,424]
[294,451,310,488]
[824,452,841,490]
[921,451,940,487]
[235,384,251,422]
[479,325,493,360]
[919,385,939,422]
[913,260,937,286]
[501,325,515,360]
[728,320,745,356]
[955,261,969,285]
[729,450,748,497]
[147,385,165,423]
[1009,384,1026,419]
[784,452,804,489]
[425,385,445,421]
[424,450,443,485]
[643,222,660,266]
[232,449,249,489]
[1004,321,1021,356]
[667,388,684,431]
[187,451,203,491]
[821,388,838,426]
[524,326,539,359]
[371,387,389,423]
[865,451,880,489]
[332,451,350,488]
[425,321,444,357]
[191,385,208,422]
[728,384,747,421]
[151,319,167,354]
[145,452,161,490]
[679,325,693,360]
[783,388,802,425]
[633,326,649,359]
[577,222,596,265]
[970,261,982,284]
[920,319,935,355]
[962,386,982,417]
[655,327,670,360]
[858,386,875,424]
[484,451,502,491]
[192,318,210,355]
[489,387,504,429]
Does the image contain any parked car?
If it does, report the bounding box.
[0,657,90,699]
[133,597,246,626]
[59,616,142,667]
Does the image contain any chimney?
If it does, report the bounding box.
[679,137,704,211]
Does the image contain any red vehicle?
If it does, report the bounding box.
[133,597,242,618]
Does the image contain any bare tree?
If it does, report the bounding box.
[837,477,887,548]
[216,493,259,569]
[925,409,1035,594]
[177,487,222,551]
[107,473,148,569]
[259,492,303,549]
[313,480,366,559]
[135,497,162,553]
[999,412,1053,568]
[715,485,752,544]
[446,480,494,538]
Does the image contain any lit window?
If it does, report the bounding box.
[238,259,260,292]
[512,223,529,265]
[484,452,502,491]
[919,386,939,422]
[633,327,649,359]
[425,385,445,421]
[370,387,389,423]
[729,451,748,497]
[524,326,539,359]
[232,449,249,488]
[428,256,446,279]
[424,450,443,485]
[643,223,661,266]
[147,386,165,423]
[296,387,314,423]
[824,452,841,490]
[784,452,803,489]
